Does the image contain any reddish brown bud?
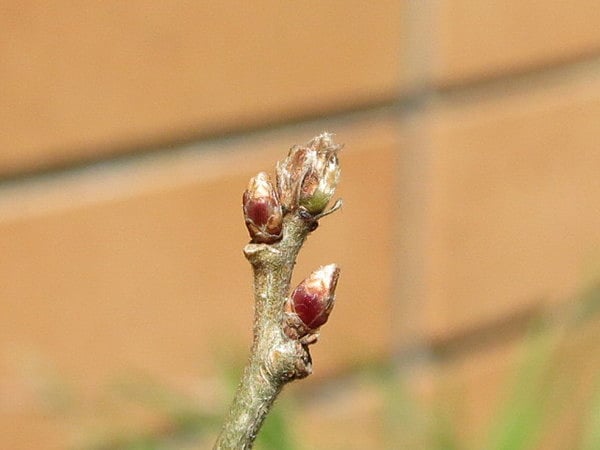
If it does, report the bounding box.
[285,264,340,340]
[276,133,341,215]
[242,172,283,244]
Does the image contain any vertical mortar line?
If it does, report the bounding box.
[392,0,439,372]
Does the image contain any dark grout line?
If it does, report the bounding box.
[298,301,546,400]
[421,302,545,363]
[295,306,545,405]
[437,49,600,95]
[0,98,403,188]
[300,281,600,395]
[434,51,600,107]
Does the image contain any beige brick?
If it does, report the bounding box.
[0,414,65,450]
[421,68,600,337]
[430,339,523,447]
[433,1,600,85]
[0,1,406,175]
[294,379,388,450]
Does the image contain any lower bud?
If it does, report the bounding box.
[284,264,340,341]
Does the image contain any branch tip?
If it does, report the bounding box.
[214,134,343,449]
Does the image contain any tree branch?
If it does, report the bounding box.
[213,134,342,449]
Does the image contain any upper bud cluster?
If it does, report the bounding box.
[276,133,341,215]
[242,172,283,244]
[242,133,341,244]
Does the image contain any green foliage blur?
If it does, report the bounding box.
[61,282,600,450]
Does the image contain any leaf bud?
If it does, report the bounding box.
[276,133,341,215]
[285,264,340,339]
[242,172,283,244]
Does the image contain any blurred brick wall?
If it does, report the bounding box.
[1,2,600,449]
